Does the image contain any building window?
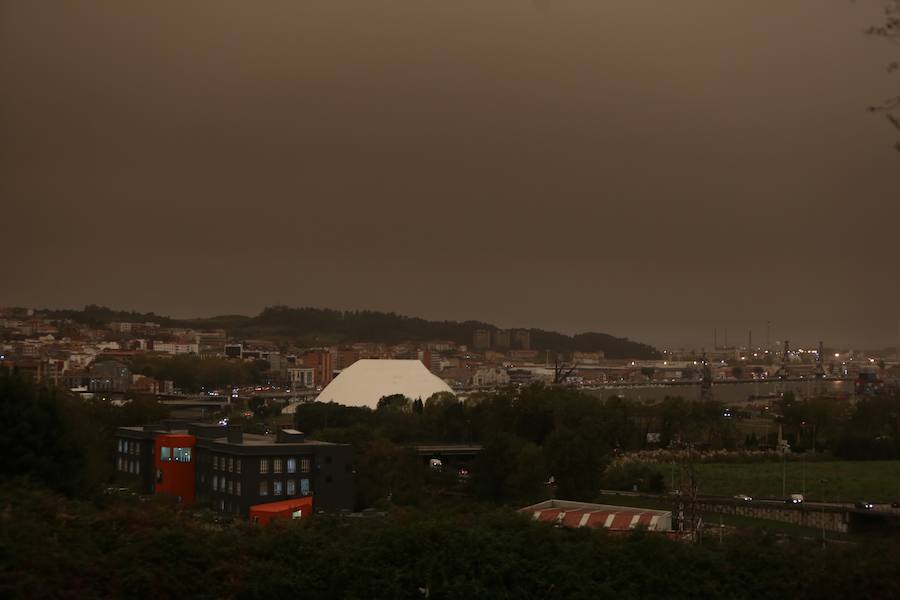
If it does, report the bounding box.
[287,458,296,474]
[212,476,218,491]
[259,459,269,474]
[135,444,140,456]
[173,447,192,463]
[300,479,310,495]
[273,458,282,474]
[212,455,219,470]
[259,481,268,496]
[273,481,283,496]
[135,462,140,475]
[228,457,233,473]
[286,479,296,496]
[227,479,233,494]
[118,439,124,453]
[235,459,241,474]
[300,457,311,473]
[160,446,171,461]
[235,481,241,496]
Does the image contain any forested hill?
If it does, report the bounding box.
[39,304,661,359]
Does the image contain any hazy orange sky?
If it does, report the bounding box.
[2,1,898,350]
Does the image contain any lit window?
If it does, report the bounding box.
[135,444,141,456]
[212,476,218,491]
[160,447,171,461]
[118,440,124,453]
[287,458,296,474]
[228,457,233,472]
[235,459,241,474]
[212,455,219,470]
[273,458,282,474]
[300,478,310,495]
[135,462,140,475]
[273,481,283,496]
[286,479,296,495]
[259,459,269,474]
[300,457,311,473]
[259,481,268,496]
[173,447,192,462]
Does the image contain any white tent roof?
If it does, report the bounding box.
[314,359,454,408]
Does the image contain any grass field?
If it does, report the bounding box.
[645,460,900,502]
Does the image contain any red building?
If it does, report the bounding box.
[302,349,334,386]
[153,433,196,504]
[249,496,314,525]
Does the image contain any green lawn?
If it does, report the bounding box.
[647,460,900,502]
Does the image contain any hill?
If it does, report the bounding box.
[39,304,661,359]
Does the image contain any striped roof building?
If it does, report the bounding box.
[521,499,672,532]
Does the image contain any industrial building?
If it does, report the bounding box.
[115,421,354,517]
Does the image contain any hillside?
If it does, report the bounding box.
[39,304,661,359]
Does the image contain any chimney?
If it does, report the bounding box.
[227,424,243,444]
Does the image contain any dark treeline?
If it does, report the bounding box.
[2,485,900,600]
[0,368,168,496]
[296,386,900,507]
[128,354,269,392]
[296,387,713,506]
[777,391,900,459]
[40,304,661,358]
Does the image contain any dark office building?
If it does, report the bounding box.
[115,421,354,517]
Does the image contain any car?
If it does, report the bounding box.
[891,502,900,509]
[785,494,804,504]
[734,494,753,502]
[855,501,875,510]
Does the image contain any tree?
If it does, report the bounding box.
[866,0,900,151]
[0,369,99,495]
[543,427,609,501]
[471,433,547,504]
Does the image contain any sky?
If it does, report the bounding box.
[2,0,898,351]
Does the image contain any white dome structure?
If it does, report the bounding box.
[315,359,455,408]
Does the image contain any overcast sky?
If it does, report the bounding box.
[2,1,898,351]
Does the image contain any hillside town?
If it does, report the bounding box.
[2,306,897,402]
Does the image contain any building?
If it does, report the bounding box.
[335,349,360,370]
[152,340,199,355]
[302,349,334,387]
[288,367,316,389]
[471,367,511,388]
[315,359,455,408]
[520,499,672,533]
[115,422,354,517]
[249,496,314,525]
[89,359,131,393]
[196,330,227,357]
[492,329,511,349]
[472,329,492,351]
[512,329,531,350]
